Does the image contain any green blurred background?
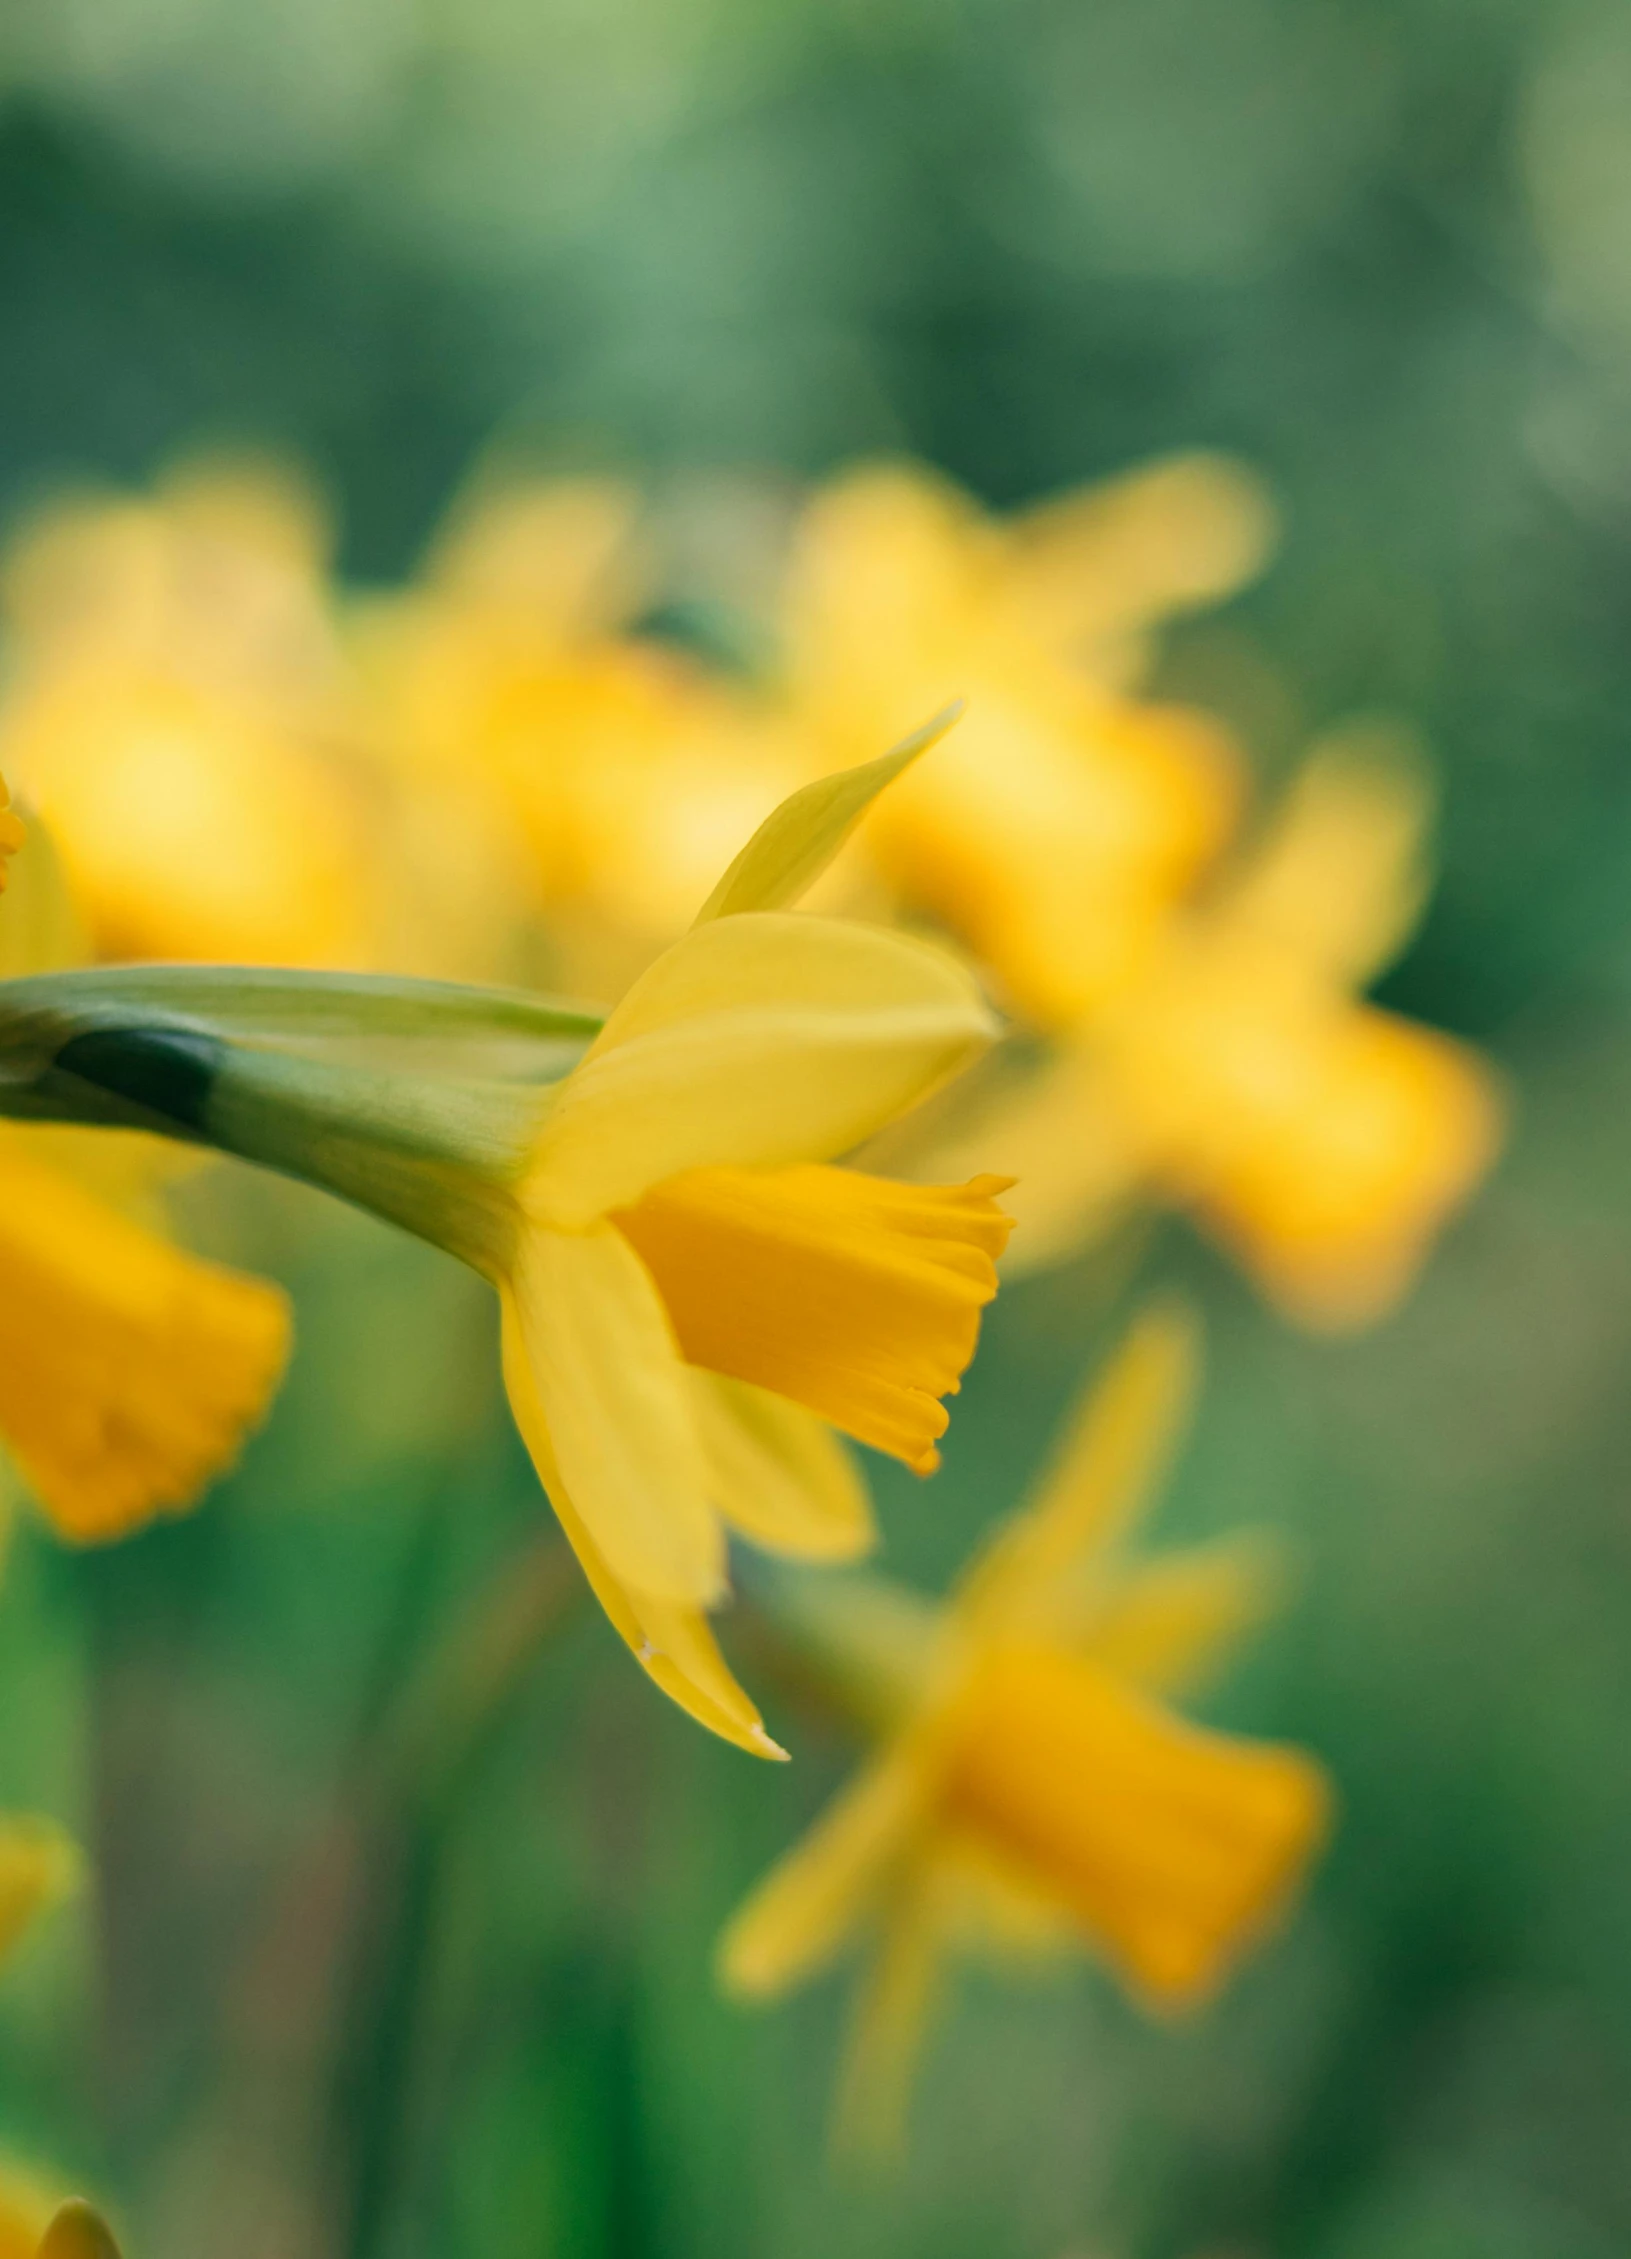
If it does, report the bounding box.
[5,2,1631,2254]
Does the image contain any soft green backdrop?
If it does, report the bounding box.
[3,3,1631,2254]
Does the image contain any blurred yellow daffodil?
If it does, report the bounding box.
[0,800,291,1541]
[719,1303,1331,2152]
[0,459,378,968]
[779,456,1273,1023]
[914,728,1502,1328]
[357,473,817,985]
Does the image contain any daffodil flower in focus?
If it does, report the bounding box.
[911,727,1503,1329]
[1,725,1012,1752]
[778,455,1274,1023]
[718,1303,1331,2154]
[0,799,291,1542]
[443,725,1012,1754]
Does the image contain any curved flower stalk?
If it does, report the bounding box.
[0,1813,83,2257]
[778,455,1272,1023]
[0,801,291,1542]
[0,729,1012,1752]
[906,727,1503,1329]
[718,1304,1331,2153]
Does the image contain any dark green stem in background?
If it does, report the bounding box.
[329,1533,582,2259]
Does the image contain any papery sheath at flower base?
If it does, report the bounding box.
[0,794,291,1542]
[718,1303,1331,2155]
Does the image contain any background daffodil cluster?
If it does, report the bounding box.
[0,2,1628,2255]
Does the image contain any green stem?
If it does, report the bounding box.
[0,966,600,1269]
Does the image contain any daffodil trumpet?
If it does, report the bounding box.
[720,1304,1331,2152]
[0,724,1012,1754]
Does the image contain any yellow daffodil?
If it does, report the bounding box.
[719,1304,1331,2151]
[484,739,1013,1753]
[0,801,291,1541]
[0,459,376,967]
[912,730,1503,1329]
[779,456,1273,1024]
[357,474,817,984]
[9,730,1010,1749]
[0,1816,82,2259]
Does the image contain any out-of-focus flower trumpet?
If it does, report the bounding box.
[0,722,1012,1752]
[0,795,290,1542]
[778,455,1271,1023]
[911,728,1503,1328]
[719,1303,1330,2153]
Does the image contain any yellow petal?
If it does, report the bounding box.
[0,1135,290,1545]
[1219,729,1433,986]
[0,805,85,979]
[503,1225,722,1607]
[498,1302,782,1757]
[718,1741,929,1998]
[1181,1007,1504,1331]
[35,2204,122,2259]
[525,911,997,1226]
[616,1167,1013,1473]
[1005,452,1278,663]
[956,1302,1199,1635]
[4,667,370,968]
[0,1817,80,1973]
[1078,1533,1287,1697]
[425,475,643,635]
[693,707,961,924]
[943,1645,1330,2008]
[864,689,1240,1030]
[691,1371,875,1562]
[831,1863,949,2162]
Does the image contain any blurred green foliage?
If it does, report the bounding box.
[5,3,1631,2256]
